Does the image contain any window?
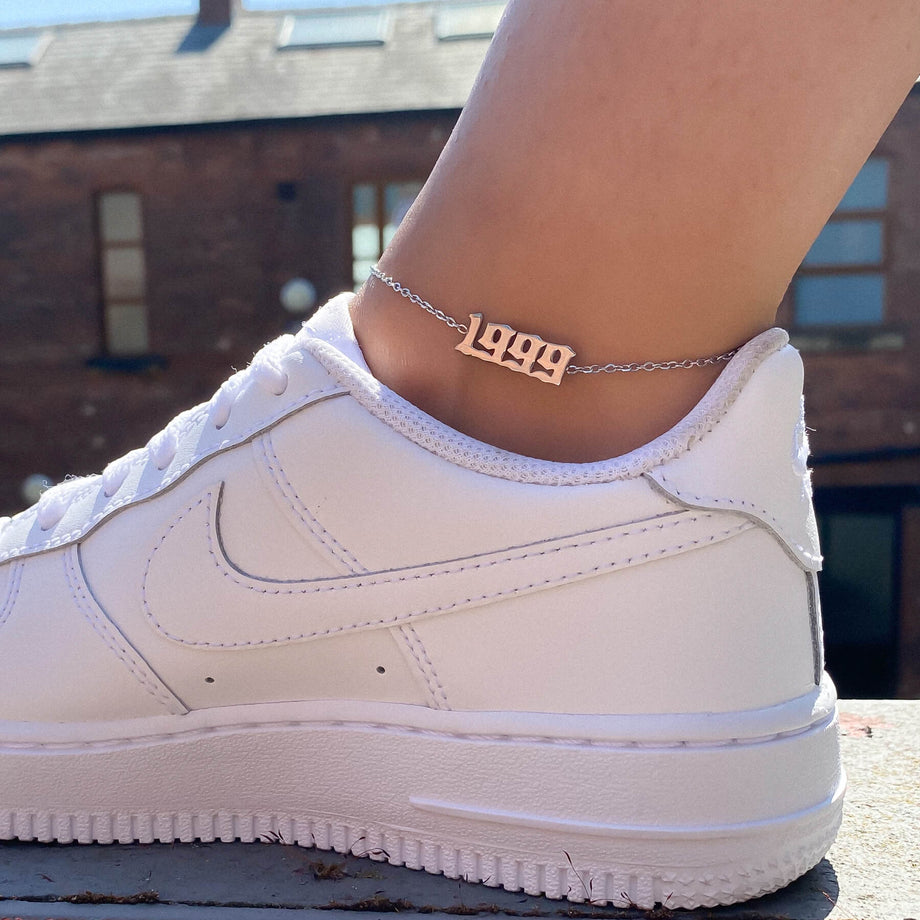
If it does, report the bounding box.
[351,181,423,290]
[814,486,907,698]
[435,3,506,41]
[0,31,51,68]
[792,158,889,327]
[97,191,149,355]
[278,11,388,50]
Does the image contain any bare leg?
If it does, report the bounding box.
[350,0,920,461]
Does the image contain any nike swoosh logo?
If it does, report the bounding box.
[142,482,753,649]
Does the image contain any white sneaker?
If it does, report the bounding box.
[0,294,843,910]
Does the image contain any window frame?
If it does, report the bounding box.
[349,177,425,291]
[791,156,890,331]
[94,189,151,359]
[811,484,913,698]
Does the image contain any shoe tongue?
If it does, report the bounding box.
[299,293,371,374]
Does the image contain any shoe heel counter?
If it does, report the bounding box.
[647,344,821,571]
[410,523,819,715]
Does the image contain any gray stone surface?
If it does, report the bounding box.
[0,700,916,920]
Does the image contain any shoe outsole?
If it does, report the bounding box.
[0,801,842,910]
[0,702,844,910]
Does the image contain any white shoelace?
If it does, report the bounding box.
[20,334,297,534]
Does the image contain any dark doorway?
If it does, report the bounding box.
[814,486,918,697]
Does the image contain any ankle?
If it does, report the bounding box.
[350,282,728,462]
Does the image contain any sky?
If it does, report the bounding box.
[0,0,429,30]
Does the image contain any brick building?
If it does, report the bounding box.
[1,0,918,697]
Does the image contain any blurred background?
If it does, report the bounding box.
[1,0,918,700]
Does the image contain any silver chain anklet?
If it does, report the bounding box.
[369,265,738,387]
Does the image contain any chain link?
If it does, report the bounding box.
[369,266,469,334]
[369,265,737,373]
[566,352,737,374]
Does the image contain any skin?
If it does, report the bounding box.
[350,0,920,461]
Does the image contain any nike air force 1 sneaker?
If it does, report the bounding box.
[0,295,843,910]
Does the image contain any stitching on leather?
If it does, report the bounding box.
[1,383,345,563]
[0,715,822,754]
[394,626,440,709]
[300,329,788,486]
[64,547,184,715]
[142,490,752,648]
[398,625,451,710]
[654,474,819,565]
[0,562,22,630]
[213,506,720,588]
[257,432,366,574]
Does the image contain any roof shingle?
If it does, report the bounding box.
[0,2,501,137]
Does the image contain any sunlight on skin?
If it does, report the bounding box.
[352,0,920,461]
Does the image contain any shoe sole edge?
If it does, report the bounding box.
[0,704,844,910]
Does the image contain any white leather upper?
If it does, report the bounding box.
[0,295,823,721]
[646,345,820,569]
[140,483,748,650]
[0,347,347,564]
[0,551,186,721]
[411,527,817,713]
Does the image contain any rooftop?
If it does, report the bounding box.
[0,2,504,137]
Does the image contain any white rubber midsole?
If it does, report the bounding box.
[0,674,837,750]
[1,690,841,833]
[0,683,844,909]
[410,776,845,840]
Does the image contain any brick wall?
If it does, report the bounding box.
[3,93,920,514]
[778,90,920,463]
[3,97,920,694]
[0,112,456,513]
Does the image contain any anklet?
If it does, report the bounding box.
[369,266,738,387]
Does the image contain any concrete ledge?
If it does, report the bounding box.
[0,700,917,920]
